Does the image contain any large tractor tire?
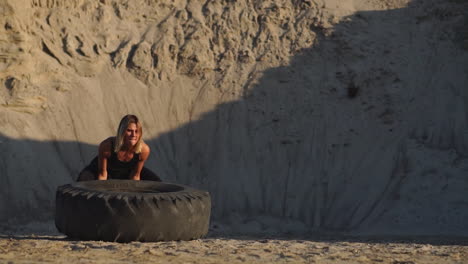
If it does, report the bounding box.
[55,180,211,242]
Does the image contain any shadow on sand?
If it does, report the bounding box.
[1,0,467,242]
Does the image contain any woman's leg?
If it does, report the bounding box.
[77,157,99,181]
[140,167,162,182]
[76,167,98,181]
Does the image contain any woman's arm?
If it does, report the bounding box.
[130,143,150,181]
[97,138,112,180]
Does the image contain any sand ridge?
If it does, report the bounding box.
[0,0,468,238]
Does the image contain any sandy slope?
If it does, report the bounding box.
[0,0,468,238]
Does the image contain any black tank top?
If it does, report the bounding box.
[89,138,140,179]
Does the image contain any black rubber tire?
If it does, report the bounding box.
[55,180,211,242]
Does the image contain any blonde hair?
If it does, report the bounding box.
[114,114,143,153]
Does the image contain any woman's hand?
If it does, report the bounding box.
[129,143,150,180]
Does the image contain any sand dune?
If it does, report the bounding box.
[0,0,467,242]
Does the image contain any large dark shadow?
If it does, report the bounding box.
[0,135,96,223]
[146,0,468,238]
[1,0,467,243]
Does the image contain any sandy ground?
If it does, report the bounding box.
[1,224,467,264]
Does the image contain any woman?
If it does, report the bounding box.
[77,115,161,181]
